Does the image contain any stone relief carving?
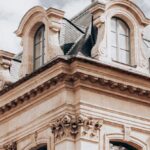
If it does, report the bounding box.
[91,15,107,60]
[3,142,17,150]
[50,114,103,142]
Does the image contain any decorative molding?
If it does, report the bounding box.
[0,70,150,115]
[3,142,17,150]
[123,126,131,141]
[30,131,38,144]
[1,57,150,95]
[106,0,150,26]
[90,2,107,60]
[50,114,103,142]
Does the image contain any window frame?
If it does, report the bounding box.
[33,25,45,70]
[111,17,131,65]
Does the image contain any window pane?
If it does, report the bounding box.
[111,18,117,32]
[35,30,42,44]
[118,35,129,51]
[111,32,117,47]
[112,46,117,60]
[34,25,45,70]
[118,19,129,36]
[119,50,130,64]
[111,17,130,65]
[35,57,42,69]
[35,42,43,58]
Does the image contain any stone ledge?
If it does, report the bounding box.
[0,71,150,115]
[1,56,150,97]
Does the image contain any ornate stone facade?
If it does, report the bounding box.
[0,1,150,150]
[3,142,17,150]
[15,7,64,77]
[50,114,103,142]
[0,50,14,90]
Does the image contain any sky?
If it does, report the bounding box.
[0,0,150,54]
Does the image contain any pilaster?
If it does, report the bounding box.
[46,8,64,60]
[89,3,107,61]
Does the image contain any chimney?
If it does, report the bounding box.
[0,50,14,90]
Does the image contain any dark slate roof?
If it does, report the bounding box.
[60,18,86,55]
[60,7,97,57]
[67,22,97,57]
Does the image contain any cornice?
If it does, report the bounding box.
[3,142,17,150]
[1,56,150,97]
[0,70,150,116]
[0,50,15,60]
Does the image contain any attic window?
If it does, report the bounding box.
[111,17,130,65]
[33,25,45,70]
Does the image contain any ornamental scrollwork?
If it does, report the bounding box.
[50,114,103,142]
[3,142,17,150]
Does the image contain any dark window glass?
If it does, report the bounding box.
[110,141,137,150]
[31,144,47,150]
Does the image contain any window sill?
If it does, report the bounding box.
[112,59,137,68]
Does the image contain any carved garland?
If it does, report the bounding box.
[0,72,150,115]
[50,114,103,141]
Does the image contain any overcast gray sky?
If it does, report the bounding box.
[0,0,150,54]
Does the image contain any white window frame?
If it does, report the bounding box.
[33,25,45,70]
[111,17,131,65]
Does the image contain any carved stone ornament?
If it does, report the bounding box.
[3,142,17,150]
[91,16,107,60]
[50,114,103,142]
[124,126,131,141]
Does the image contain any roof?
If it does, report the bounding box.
[3,1,150,89]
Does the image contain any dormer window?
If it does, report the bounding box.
[15,7,64,77]
[111,17,130,65]
[34,25,45,70]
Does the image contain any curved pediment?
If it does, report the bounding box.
[106,0,150,26]
[15,6,64,37]
[15,6,47,37]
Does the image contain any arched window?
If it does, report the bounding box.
[110,141,137,150]
[30,144,47,150]
[111,17,130,65]
[34,25,45,70]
